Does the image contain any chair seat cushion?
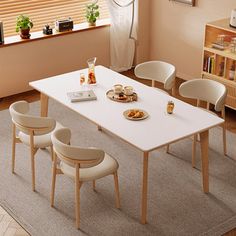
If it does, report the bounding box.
[60,153,119,182]
[19,122,63,148]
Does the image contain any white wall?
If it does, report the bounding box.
[0,27,110,98]
[150,0,236,80]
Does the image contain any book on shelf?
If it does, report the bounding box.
[67,90,97,102]
[203,55,215,74]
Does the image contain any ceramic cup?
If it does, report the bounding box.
[124,86,133,95]
[113,84,123,94]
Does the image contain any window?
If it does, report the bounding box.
[0,0,109,37]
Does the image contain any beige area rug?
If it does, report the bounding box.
[0,100,236,236]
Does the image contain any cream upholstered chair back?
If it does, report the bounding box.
[179,79,227,112]
[9,101,56,135]
[51,128,105,168]
[134,61,176,90]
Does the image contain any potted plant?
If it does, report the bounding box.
[86,2,100,26]
[16,15,33,39]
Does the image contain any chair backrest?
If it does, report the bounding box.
[9,101,56,135]
[134,61,176,90]
[51,128,105,168]
[179,79,227,112]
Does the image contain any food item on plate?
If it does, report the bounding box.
[117,93,127,100]
[127,109,144,118]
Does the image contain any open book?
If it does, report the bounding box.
[67,90,97,102]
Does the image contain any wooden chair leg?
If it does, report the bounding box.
[113,172,120,209]
[92,180,96,191]
[222,124,227,156]
[192,134,197,168]
[50,145,54,162]
[30,132,36,191]
[51,151,57,207]
[166,144,170,153]
[12,124,16,174]
[75,164,80,229]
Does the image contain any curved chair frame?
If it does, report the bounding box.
[134,60,176,95]
[10,101,56,191]
[51,128,120,229]
[179,79,227,167]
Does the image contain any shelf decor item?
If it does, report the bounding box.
[230,9,236,28]
[86,1,100,26]
[16,15,33,39]
[0,21,4,44]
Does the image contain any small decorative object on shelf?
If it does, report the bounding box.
[229,61,235,80]
[16,15,33,39]
[167,101,175,114]
[230,9,236,28]
[87,57,97,84]
[219,61,225,77]
[212,35,227,50]
[55,18,73,32]
[43,24,53,35]
[86,1,100,26]
[0,21,4,44]
[230,37,236,53]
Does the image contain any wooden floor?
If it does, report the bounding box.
[0,71,236,236]
[0,206,29,236]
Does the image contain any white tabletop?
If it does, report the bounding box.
[30,65,224,152]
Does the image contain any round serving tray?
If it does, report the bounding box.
[106,90,138,103]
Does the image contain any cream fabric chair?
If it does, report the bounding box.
[179,79,227,167]
[134,61,176,95]
[51,128,120,229]
[9,100,62,191]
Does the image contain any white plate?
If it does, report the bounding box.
[123,109,149,121]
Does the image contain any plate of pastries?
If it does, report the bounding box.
[123,109,149,121]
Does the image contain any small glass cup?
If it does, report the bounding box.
[80,73,86,85]
[167,101,175,114]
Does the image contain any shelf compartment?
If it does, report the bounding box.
[204,46,236,60]
[225,58,236,81]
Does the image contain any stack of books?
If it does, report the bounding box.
[203,56,215,74]
[67,90,97,102]
[211,42,225,50]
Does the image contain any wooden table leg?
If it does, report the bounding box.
[199,130,209,193]
[40,93,49,117]
[141,151,149,224]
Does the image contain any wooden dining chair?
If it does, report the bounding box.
[134,60,176,95]
[51,127,120,229]
[9,100,62,191]
[179,79,227,167]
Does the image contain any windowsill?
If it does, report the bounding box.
[0,18,110,48]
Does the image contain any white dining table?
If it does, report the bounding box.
[29,65,224,224]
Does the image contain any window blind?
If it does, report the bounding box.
[0,0,109,37]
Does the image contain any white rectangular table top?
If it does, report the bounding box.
[30,65,224,152]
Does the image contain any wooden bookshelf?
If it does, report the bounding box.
[202,18,236,110]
